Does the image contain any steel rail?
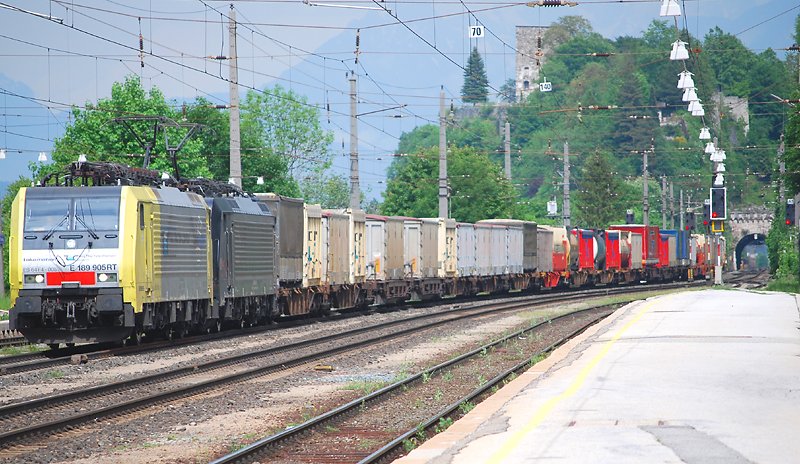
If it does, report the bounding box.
[211,307,611,463]
[359,313,608,463]
[0,281,698,449]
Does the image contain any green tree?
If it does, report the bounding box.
[461,47,489,104]
[381,147,516,222]
[573,150,626,227]
[499,78,516,104]
[300,171,349,208]
[50,76,211,179]
[241,84,334,176]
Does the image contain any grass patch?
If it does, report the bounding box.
[765,275,800,293]
[356,438,382,450]
[0,295,12,312]
[0,344,44,356]
[341,379,388,395]
[45,369,65,379]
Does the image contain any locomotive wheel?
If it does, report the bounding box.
[213,320,222,333]
[127,331,143,346]
[65,342,75,348]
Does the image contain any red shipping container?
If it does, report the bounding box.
[608,225,660,267]
[572,228,596,271]
[605,231,621,270]
[658,233,670,268]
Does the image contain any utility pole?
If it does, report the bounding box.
[779,133,785,204]
[680,189,684,230]
[349,71,360,210]
[643,140,652,227]
[438,86,448,218]
[669,182,675,229]
[228,5,242,188]
[563,141,571,227]
[0,215,5,299]
[661,176,667,228]
[504,120,511,180]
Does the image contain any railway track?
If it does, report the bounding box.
[0,280,694,376]
[211,306,610,464]
[0,281,701,455]
[723,269,770,288]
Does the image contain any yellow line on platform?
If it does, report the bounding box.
[486,298,657,464]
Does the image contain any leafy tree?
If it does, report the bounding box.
[300,171,349,208]
[461,47,489,104]
[50,76,211,179]
[382,147,516,222]
[573,150,626,227]
[543,16,593,50]
[241,84,334,177]
[499,78,516,104]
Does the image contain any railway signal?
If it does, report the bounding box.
[710,187,726,220]
[702,199,710,227]
[686,211,695,230]
[625,209,634,224]
[786,199,795,226]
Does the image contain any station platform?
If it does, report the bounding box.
[397,289,800,464]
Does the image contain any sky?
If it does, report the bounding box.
[0,0,797,199]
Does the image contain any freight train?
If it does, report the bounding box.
[7,162,723,348]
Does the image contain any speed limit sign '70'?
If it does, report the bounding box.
[469,26,484,38]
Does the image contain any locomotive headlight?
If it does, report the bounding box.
[97,273,117,282]
[35,274,45,283]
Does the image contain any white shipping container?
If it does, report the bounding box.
[630,232,643,270]
[474,224,493,276]
[456,223,476,276]
[490,225,507,274]
[507,224,524,274]
[536,228,554,273]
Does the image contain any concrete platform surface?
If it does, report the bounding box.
[397,289,800,464]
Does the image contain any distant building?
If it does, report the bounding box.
[515,26,550,102]
[713,92,750,135]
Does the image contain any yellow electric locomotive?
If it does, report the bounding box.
[9,184,213,347]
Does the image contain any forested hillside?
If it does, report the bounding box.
[383,16,795,226]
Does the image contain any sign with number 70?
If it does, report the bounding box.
[469,26,484,38]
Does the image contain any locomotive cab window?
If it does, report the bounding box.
[24,198,71,232]
[24,196,120,232]
[74,197,120,231]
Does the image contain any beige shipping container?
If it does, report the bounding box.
[420,219,439,278]
[365,215,385,280]
[422,218,457,278]
[403,219,422,278]
[347,209,367,284]
[322,210,349,285]
[303,204,323,287]
[365,215,405,281]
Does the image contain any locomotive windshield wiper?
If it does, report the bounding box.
[42,213,70,241]
[74,214,100,240]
